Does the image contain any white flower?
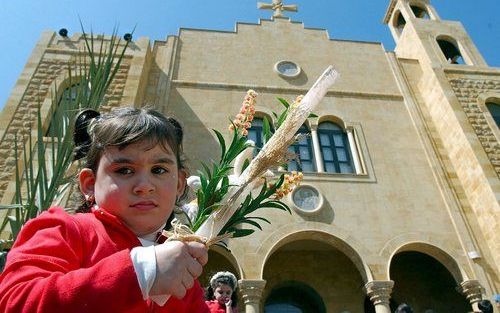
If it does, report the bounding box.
[180,201,199,222]
[187,176,202,191]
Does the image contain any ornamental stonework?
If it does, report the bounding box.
[449,78,500,177]
[0,58,130,203]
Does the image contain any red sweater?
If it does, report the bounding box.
[0,207,210,313]
[205,300,238,313]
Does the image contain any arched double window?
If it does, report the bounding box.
[318,122,354,174]
[287,124,315,172]
[486,101,500,128]
[247,117,363,175]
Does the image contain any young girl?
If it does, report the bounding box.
[0,107,210,313]
[205,271,239,313]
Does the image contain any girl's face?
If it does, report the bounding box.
[214,283,233,305]
[79,140,185,236]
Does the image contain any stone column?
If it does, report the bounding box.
[310,125,324,173]
[459,280,483,312]
[238,279,266,313]
[364,280,394,313]
[346,127,363,174]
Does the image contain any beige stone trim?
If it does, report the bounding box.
[171,80,403,101]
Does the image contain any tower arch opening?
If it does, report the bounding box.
[393,10,407,35]
[437,38,465,64]
[410,4,430,19]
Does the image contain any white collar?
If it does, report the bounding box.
[138,223,166,246]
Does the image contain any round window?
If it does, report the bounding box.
[291,185,322,213]
[274,60,301,78]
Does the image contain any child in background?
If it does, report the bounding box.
[205,271,239,313]
[0,107,210,313]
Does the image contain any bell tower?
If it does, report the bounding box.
[383,0,500,288]
[383,0,487,67]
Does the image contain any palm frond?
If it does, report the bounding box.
[0,25,130,247]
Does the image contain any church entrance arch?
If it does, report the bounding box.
[199,246,241,292]
[389,250,470,312]
[262,237,368,312]
[264,280,325,313]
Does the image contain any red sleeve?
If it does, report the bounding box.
[0,208,144,313]
[179,280,210,313]
[185,280,210,313]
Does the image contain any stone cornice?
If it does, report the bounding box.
[171,80,403,101]
[444,66,500,76]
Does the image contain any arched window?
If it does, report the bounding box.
[410,5,430,19]
[46,84,80,136]
[264,281,326,313]
[394,11,406,35]
[486,101,500,128]
[437,39,465,64]
[287,124,315,172]
[318,122,354,174]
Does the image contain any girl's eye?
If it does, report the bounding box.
[115,167,133,175]
[152,166,168,175]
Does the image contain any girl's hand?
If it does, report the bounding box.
[225,299,232,307]
[150,241,208,298]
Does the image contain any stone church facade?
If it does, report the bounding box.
[0,0,499,312]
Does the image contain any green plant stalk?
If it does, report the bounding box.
[0,27,130,247]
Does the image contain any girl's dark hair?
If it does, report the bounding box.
[478,300,493,313]
[205,274,238,307]
[74,107,186,212]
[395,303,413,313]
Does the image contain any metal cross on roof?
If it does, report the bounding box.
[257,0,298,18]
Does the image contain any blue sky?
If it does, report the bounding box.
[0,0,498,111]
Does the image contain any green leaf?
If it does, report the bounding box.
[249,216,271,224]
[308,113,318,118]
[262,117,272,143]
[0,204,24,211]
[277,97,290,109]
[276,109,288,129]
[241,158,250,173]
[214,129,227,164]
[231,228,255,238]
[240,219,263,230]
[262,201,291,212]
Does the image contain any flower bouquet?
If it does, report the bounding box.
[164,66,339,246]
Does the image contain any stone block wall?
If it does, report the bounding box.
[449,78,500,177]
[0,55,130,205]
